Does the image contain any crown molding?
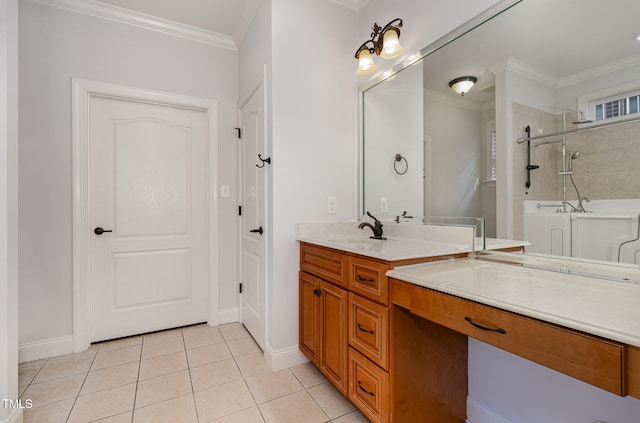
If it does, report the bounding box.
[557,52,640,88]
[31,0,237,50]
[328,0,369,12]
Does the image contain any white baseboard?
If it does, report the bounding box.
[466,397,513,423]
[264,344,308,371]
[18,336,74,363]
[0,407,23,423]
[217,308,238,325]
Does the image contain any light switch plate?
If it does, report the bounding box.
[221,185,230,198]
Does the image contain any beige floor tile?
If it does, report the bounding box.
[141,336,185,360]
[67,383,136,423]
[219,323,250,341]
[33,355,93,383]
[47,348,98,364]
[227,337,261,357]
[92,345,141,371]
[19,358,48,370]
[139,351,188,380]
[245,369,303,404]
[190,358,242,391]
[258,390,328,423]
[22,398,74,423]
[92,411,134,422]
[143,328,183,343]
[234,351,270,378]
[21,373,85,407]
[135,370,192,408]
[290,362,327,388]
[133,394,198,423]
[186,342,231,368]
[209,406,265,423]
[81,361,139,395]
[183,326,225,350]
[307,382,355,419]
[181,323,210,334]
[96,335,143,353]
[330,410,369,423]
[19,365,40,387]
[194,379,255,422]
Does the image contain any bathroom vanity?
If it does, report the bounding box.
[297,224,640,423]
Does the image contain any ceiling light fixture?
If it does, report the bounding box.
[355,18,404,75]
[448,76,478,96]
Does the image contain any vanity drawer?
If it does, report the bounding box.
[349,256,389,304]
[300,243,348,288]
[349,293,389,369]
[349,347,389,423]
[409,284,626,396]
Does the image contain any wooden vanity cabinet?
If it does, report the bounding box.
[629,346,640,399]
[299,271,349,394]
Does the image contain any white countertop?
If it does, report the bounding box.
[296,221,528,261]
[387,255,640,347]
[297,221,474,261]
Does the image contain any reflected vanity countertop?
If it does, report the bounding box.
[387,252,640,347]
[297,221,474,261]
[480,237,530,251]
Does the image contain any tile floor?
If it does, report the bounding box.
[18,323,370,423]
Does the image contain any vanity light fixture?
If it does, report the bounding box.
[355,18,404,75]
[448,76,478,96]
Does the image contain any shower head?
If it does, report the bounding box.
[568,151,580,171]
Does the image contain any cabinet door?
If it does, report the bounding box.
[299,272,320,364]
[319,280,349,395]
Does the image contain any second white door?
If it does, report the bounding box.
[89,95,210,342]
[239,82,266,350]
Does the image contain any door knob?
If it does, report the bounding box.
[94,227,113,235]
[249,226,264,235]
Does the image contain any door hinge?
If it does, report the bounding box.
[238,205,242,216]
[239,283,243,294]
[234,127,241,139]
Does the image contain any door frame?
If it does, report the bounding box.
[71,78,219,352]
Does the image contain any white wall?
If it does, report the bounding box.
[0,0,20,420]
[424,96,483,217]
[18,0,239,349]
[268,0,358,355]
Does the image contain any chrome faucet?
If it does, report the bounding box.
[358,211,386,240]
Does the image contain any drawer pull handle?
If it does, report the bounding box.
[356,275,375,283]
[465,317,506,334]
[357,380,375,397]
[357,323,375,334]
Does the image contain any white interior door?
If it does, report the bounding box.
[89,95,209,342]
[239,83,266,350]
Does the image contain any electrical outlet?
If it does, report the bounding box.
[327,196,337,214]
[380,197,388,213]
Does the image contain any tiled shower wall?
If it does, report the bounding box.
[512,102,640,239]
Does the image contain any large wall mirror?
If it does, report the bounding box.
[360,0,640,264]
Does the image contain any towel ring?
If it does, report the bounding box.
[394,154,408,175]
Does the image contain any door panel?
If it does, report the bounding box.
[240,83,266,349]
[90,96,209,342]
